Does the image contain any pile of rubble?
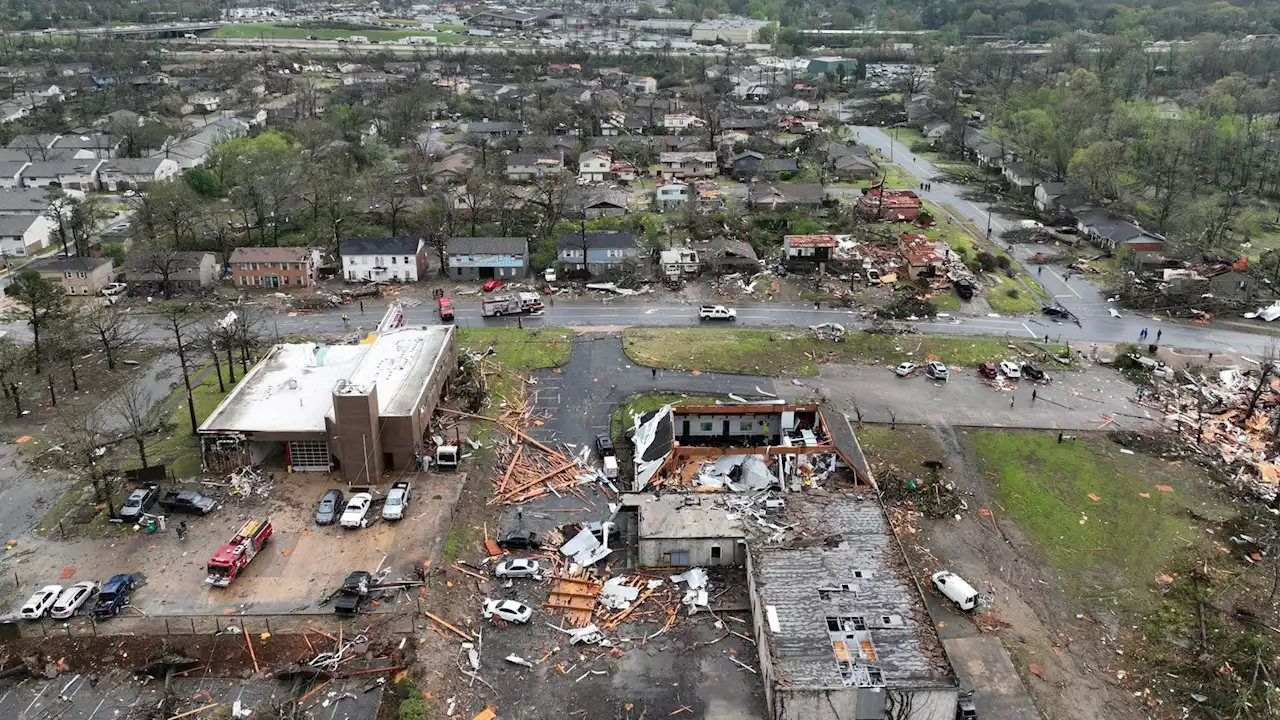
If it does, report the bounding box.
[1141,366,1280,501]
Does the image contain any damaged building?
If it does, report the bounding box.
[198,305,456,482]
[623,403,958,720]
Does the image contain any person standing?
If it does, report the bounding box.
[1010,395,1016,408]
[1156,329,1162,342]
[1032,389,1037,403]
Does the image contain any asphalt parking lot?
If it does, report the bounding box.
[788,362,1158,430]
[3,470,465,620]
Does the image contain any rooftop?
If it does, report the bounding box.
[229,247,313,264]
[751,495,954,690]
[627,493,747,540]
[27,255,111,273]
[337,325,453,417]
[341,236,422,256]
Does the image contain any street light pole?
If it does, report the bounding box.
[986,204,993,239]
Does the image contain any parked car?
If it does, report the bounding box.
[91,574,135,618]
[382,482,411,521]
[494,559,542,578]
[699,305,737,321]
[482,598,533,623]
[19,585,63,619]
[496,530,540,550]
[1021,364,1045,381]
[978,362,997,379]
[157,491,217,515]
[544,268,557,283]
[595,434,615,459]
[315,489,344,525]
[955,278,974,300]
[49,581,99,619]
[482,279,504,292]
[925,361,949,381]
[998,361,1020,379]
[119,485,158,522]
[1042,305,1069,318]
[931,570,979,611]
[340,492,373,528]
[894,362,916,377]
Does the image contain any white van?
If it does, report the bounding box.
[931,571,979,611]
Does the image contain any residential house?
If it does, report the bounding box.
[579,150,611,184]
[747,182,826,211]
[731,82,771,102]
[725,151,797,182]
[1204,267,1255,302]
[857,188,922,221]
[1033,181,1088,214]
[601,113,646,136]
[698,237,760,273]
[661,113,705,132]
[773,97,811,114]
[612,162,638,183]
[628,76,657,95]
[505,153,564,183]
[28,84,62,101]
[826,144,878,180]
[229,246,320,288]
[341,236,427,283]
[0,161,29,189]
[446,236,528,280]
[0,187,53,215]
[962,127,1007,169]
[659,248,700,281]
[343,71,391,87]
[659,151,717,180]
[655,183,689,212]
[723,118,767,132]
[56,62,93,77]
[126,250,218,295]
[20,158,105,191]
[98,158,180,191]
[460,121,524,138]
[922,117,952,139]
[95,109,144,128]
[566,187,629,219]
[557,231,638,275]
[152,117,249,169]
[783,234,838,269]
[384,61,421,75]
[469,8,541,28]
[899,233,955,279]
[655,136,707,154]
[0,213,55,258]
[777,116,820,133]
[430,152,476,185]
[189,92,221,113]
[1002,162,1036,195]
[26,255,113,295]
[48,131,122,159]
[805,56,858,77]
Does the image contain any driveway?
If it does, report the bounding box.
[786,363,1158,431]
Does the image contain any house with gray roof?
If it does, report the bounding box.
[446,237,528,280]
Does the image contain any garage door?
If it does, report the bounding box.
[288,441,330,472]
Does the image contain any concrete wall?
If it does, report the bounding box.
[638,537,745,568]
[329,385,383,484]
[774,686,956,720]
[378,416,417,472]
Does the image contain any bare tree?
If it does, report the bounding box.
[110,384,158,469]
[50,406,122,518]
[130,237,183,299]
[158,302,203,435]
[1246,340,1280,419]
[84,303,144,370]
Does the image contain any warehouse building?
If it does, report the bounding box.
[198,306,455,481]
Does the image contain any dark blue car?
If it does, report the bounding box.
[315,489,344,525]
[91,574,135,618]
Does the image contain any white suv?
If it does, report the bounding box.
[699,305,737,321]
[925,362,949,381]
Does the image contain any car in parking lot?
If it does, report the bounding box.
[19,585,63,619]
[1021,363,1045,380]
[315,489,344,525]
[496,530,540,550]
[482,598,533,623]
[119,485,158,522]
[494,559,542,578]
[925,361,948,381]
[340,492,373,528]
[894,362,916,377]
[978,362,997,379]
[49,581,99,619]
[998,361,1020,379]
[92,574,135,618]
[382,482,410,521]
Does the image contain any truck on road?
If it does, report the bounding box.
[206,518,273,586]
[481,292,544,317]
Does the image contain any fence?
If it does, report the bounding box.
[9,610,416,639]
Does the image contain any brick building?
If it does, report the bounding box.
[229,247,321,289]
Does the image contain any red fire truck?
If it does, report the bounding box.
[206,518,273,587]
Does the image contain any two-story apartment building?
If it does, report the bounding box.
[0,213,55,258]
[505,153,564,183]
[579,150,611,184]
[557,231,638,276]
[25,255,114,295]
[628,76,657,94]
[658,151,717,180]
[655,183,689,212]
[19,158,105,191]
[340,236,428,282]
[661,113,706,132]
[446,236,528,280]
[126,250,219,295]
[98,158,180,192]
[229,247,320,288]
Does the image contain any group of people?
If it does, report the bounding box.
[1139,328,1162,342]
[918,182,933,191]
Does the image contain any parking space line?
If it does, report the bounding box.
[1021,323,1039,339]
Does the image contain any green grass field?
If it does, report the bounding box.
[622,328,1069,376]
[964,430,1231,610]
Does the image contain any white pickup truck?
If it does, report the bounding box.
[698,305,737,321]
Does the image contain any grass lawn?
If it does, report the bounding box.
[963,430,1232,611]
[622,328,1069,376]
[456,327,572,421]
[985,275,1043,314]
[610,392,722,440]
[931,292,961,311]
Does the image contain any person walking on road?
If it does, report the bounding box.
[651,368,657,379]
[342,313,349,328]
[1038,266,1043,275]
[1156,329,1162,342]
[1032,389,1038,403]
[1010,395,1016,408]
[359,300,364,313]
[814,300,820,310]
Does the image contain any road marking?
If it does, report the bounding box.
[1022,323,1040,339]
[1045,266,1081,299]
